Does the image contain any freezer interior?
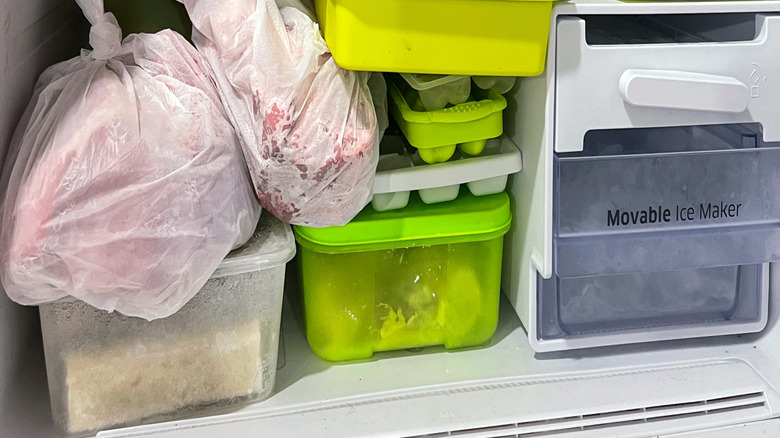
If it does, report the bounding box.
[4,0,780,437]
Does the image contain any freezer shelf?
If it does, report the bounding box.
[555,126,780,277]
[7,285,780,438]
[8,1,780,438]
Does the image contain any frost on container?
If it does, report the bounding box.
[39,214,295,436]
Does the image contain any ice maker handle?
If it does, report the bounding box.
[619,70,750,114]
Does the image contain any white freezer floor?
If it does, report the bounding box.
[7,265,780,438]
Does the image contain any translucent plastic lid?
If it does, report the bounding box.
[400,73,470,91]
[211,213,296,278]
[472,76,517,95]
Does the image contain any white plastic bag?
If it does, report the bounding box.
[182,0,380,227]
[0,0,261,320]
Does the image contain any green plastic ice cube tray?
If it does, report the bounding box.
[388,75,507,164]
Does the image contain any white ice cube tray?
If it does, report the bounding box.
[371,136,522,211]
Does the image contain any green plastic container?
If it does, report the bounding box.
[388,75,507,164]
[104,0,192,39]
[294,189,511,362]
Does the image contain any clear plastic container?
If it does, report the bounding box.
[538,124,775,344]
[38,214,295,436]
[400,73,471,111]
[295,189,511,362]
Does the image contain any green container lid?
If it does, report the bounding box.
[294,188,511,254]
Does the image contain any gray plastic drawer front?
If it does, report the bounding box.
[540,139,772,345]
[557,147,780,237]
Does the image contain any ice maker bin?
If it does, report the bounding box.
[534,124,775,350]
[502,0,780,353]
[556,147,780,277]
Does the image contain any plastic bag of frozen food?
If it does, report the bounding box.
[181,0,380,227]
[0,0,261,320]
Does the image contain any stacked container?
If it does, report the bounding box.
[389,74,510,164]
[313,0,551,162]
[291,0,555,361]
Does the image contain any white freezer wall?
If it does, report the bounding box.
[0,1,86,436]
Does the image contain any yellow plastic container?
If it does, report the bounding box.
[294,189,512,362]
[313,0,557,76]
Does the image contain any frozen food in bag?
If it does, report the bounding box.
[182,0,380,227]
[0,0,261,320]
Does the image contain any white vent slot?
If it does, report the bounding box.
[99,360,777,438]
[410,392,767,438]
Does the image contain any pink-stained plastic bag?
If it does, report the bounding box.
[0,0,261,320]
[181,0,380,227]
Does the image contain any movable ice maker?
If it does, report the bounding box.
[504,10,780,352]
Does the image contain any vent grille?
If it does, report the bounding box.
[411,392,767,438]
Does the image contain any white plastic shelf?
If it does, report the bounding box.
[5,268,780,438]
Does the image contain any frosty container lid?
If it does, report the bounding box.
[210,213,296,279]
[400,73,470,91]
